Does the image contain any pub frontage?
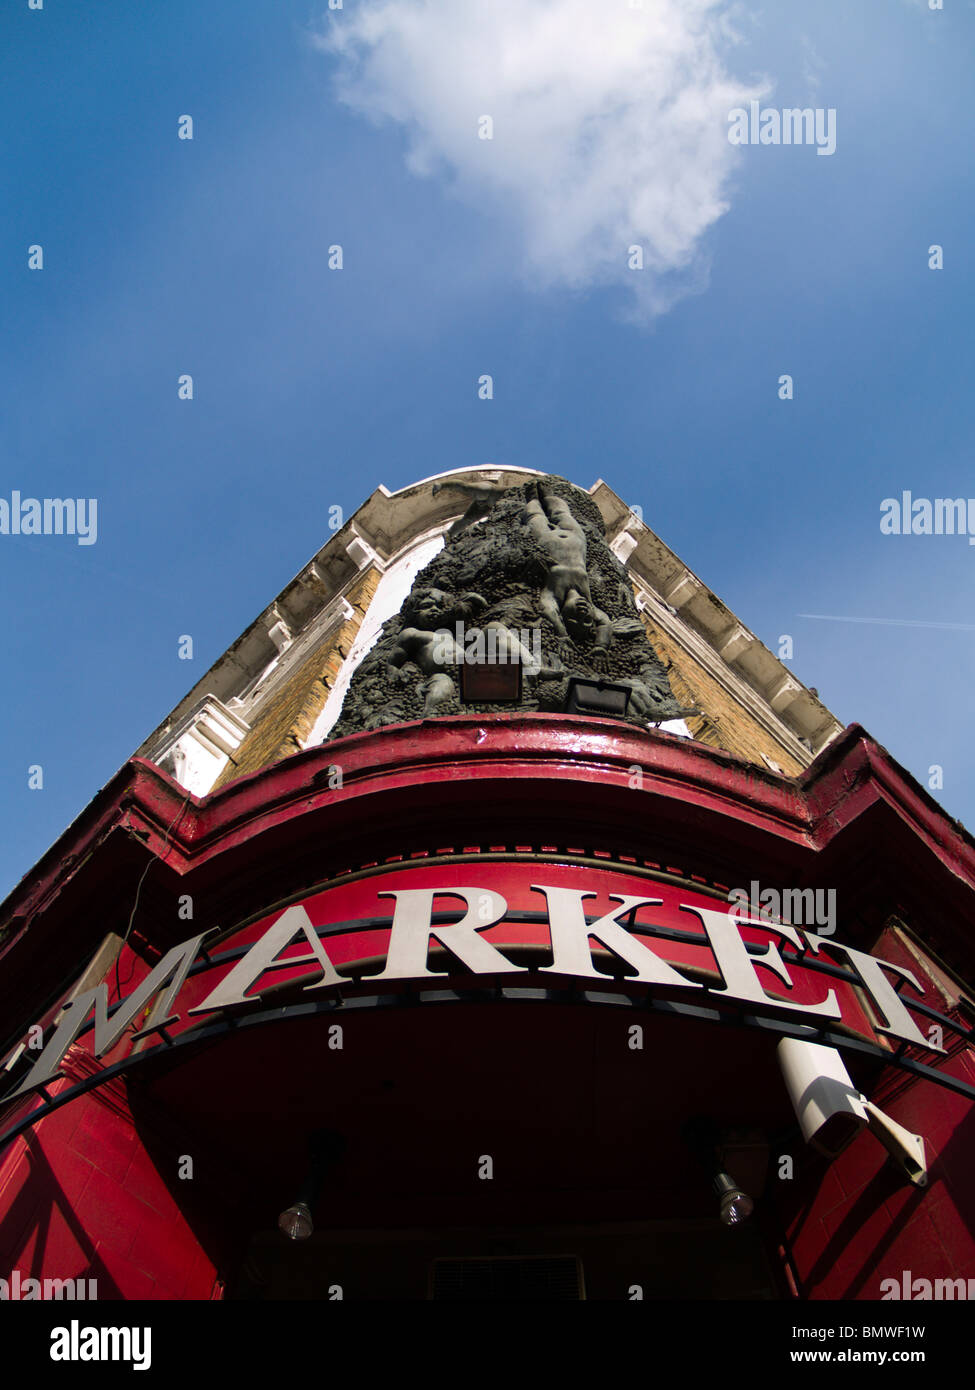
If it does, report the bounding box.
[1,469,973,1301]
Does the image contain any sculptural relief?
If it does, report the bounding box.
[327,474,683,740]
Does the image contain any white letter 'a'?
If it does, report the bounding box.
[189,905,345,1013]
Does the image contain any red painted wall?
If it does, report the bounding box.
[1,718,973,1300]
[772,927,975,1300]
[0,1063,218,1301]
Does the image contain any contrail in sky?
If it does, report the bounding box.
[798,613,975,632]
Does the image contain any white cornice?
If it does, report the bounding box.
[590,479,842,761]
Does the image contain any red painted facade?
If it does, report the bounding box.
[1,714,973,1299]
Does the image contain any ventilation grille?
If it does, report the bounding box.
[431,1255,584,1301]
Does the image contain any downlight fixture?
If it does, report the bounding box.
[277,1129,346,1243]
[683,1117,756,1228]
[277,1201,314,1242]
[712,1172,755,1227]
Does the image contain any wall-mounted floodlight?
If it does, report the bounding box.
[564,677,631,718]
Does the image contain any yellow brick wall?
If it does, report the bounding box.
[640,611,806,777]
[212,568,382,788]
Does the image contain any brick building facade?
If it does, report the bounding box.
[0,466,972,1305]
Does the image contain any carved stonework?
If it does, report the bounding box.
[327,475,683,739]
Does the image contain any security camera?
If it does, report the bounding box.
[860,1100,928,1188]
[777,1037,868,1158]
[777,1038,928,1186]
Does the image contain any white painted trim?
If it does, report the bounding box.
[631,579,817,768]
[303,529,448,747]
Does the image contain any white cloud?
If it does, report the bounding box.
[800,34,826,95]
[313,0,769,320]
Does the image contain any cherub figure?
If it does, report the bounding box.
[521,480,612,658]
[386,584,564,715]
[432,479,508,539]
[385,587,485,715]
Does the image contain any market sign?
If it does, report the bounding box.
[3,862,943,1104]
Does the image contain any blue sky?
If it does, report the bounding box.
[2,0,973,901]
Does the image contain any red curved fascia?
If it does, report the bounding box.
[3,716,975,973]
[171,714,813,853]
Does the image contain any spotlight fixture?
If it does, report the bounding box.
[277,1129,345,1243]
[563,677,631,718]
[278,1200,314,1241]
[712,1172,755,1227]
[683,1117,756,1228]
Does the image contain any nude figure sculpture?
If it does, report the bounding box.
[385,586,558,717]
[520,479,612,656]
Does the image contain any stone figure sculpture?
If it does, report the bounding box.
[383,585,562,717]
[520,479,613,662]
[327,474,683,740]
[431,479,508,539]
[385,587,486,717]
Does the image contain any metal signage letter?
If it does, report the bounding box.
[535,886,702,987]
[682,906,841,1018]
[815,936,941,1052]
[189,905,345,1014]
[5,932,208,1099]
[370,888,527,980]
